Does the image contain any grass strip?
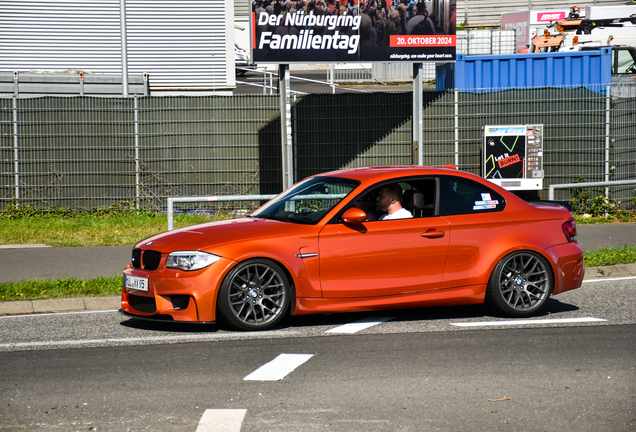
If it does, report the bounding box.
[0,276,122,302]
[584,246,636,268]
[0,213,214,247]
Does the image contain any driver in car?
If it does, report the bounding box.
[376,184,413,220]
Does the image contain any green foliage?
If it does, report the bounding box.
[0,200,156,221]
[584,246,636,268]
[0,276,123,301]
[570,176,635,221]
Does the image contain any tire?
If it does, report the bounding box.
[486,251,553,318]
[218,259,290,331]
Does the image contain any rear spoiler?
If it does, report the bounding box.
[527,200,573,212]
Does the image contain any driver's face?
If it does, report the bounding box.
[376,187,392,212]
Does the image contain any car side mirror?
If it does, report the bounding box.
[342,207,366,224]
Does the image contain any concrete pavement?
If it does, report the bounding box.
[1,222,635,316]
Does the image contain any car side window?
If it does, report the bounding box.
[439,176,504,216]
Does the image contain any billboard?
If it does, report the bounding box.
[483,125,544,191]
[251,0,456,63]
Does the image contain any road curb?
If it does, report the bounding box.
[1,264,635,317]
[0,296,120,316]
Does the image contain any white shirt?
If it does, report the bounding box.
[379,208,413,220]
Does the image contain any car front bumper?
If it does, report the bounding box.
[121,257,236,322]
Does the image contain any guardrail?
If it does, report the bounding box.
[167,195,277,231]
[548,180,636,201]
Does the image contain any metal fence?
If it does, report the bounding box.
[2,83,635,212]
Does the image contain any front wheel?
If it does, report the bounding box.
[217,259,290,331]
[486,251,553,317]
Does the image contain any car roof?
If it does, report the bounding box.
[315,165,467,182]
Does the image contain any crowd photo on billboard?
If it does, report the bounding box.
[251,0,456,63]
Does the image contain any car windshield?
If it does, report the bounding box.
[251,176,360,224]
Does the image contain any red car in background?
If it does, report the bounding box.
[121,166,584,330]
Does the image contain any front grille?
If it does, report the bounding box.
[131,249,162,270]
[142,250,162,270]
[128,294,157,313]
[131,248,142,269]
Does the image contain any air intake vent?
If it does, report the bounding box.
[128,294,157,313]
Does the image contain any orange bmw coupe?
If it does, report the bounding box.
[121,166,584,330]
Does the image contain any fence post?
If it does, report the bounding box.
[279,64,293,189]
[604,83,611,202]
[412,63,423,166]
[12,94,19,203]
[454,89,459,167]
[119,0,129,97]
[134,95,140,209]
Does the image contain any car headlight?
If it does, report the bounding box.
[166,251,221,271]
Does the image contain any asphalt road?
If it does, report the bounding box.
[0,277,635,431]
[0,223,634,283]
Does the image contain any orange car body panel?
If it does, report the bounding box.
[120,166,584,323]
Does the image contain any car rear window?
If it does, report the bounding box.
[439,176,505,216]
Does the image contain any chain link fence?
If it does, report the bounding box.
[2,83,635,212]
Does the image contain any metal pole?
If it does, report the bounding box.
[279,64,293,189]
[412,63,423,166]
[293,93,298,183]
[13,95,19,203]
[134,95,140,209]
[604,83,611,217]
[464,0,468,26]
[120,0,129,96]
[454,89,459,167]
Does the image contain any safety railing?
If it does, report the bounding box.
[548,180,636,201]
[167,195,277,231]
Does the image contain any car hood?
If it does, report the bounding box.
[135,217,309,253]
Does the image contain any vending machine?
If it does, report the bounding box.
[483,124,544,190]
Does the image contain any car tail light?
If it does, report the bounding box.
[562,220,577,242]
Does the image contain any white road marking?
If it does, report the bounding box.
[243,353,314,381]
[325,316,394,334]
[0,330,300,351]
[196,409,246,432]
[0,309,118,319]
[450,317,607,327]
[583,275,636,283]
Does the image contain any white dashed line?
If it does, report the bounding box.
[583,276,636,283]
[0,309,118,319]
[450,317,607,327]
[325,316,394,334]
[243,353,314,381]
[196,409,247,432]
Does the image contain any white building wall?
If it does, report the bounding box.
[0,0,234,91]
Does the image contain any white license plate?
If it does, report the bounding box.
[124,275,149,292]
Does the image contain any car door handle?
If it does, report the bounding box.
[421,230,445,238]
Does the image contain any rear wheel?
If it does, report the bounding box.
[218,259,290,331]
[486,251,553,317]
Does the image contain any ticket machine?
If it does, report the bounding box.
[483,124,544,191]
